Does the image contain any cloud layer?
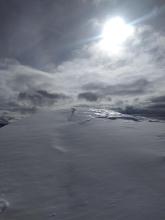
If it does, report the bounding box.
[0,24,165,120]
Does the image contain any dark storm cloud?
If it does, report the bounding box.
[150,95,165,103]
[78,92,99,101]
[18,90,69,106]
[146,95,165,118]
[83,78,150,96]
[115,95,165,119]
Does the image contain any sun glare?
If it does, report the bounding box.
[100,17,135,54]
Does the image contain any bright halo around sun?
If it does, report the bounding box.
[100,17,135,54]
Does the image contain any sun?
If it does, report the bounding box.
[100,17,135,54]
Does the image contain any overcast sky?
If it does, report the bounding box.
[0,0,165,66]
[0,0,165,118]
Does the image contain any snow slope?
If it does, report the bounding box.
[0,108,165,220]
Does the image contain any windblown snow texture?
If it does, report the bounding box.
[0,108,165,220]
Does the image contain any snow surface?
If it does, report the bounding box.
[0,107,165,219]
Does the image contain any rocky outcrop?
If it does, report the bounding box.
[0,117,9,128]
[0,199,9,214]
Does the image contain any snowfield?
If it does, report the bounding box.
[0,108,165,220]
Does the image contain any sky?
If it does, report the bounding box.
[0,0,165,119]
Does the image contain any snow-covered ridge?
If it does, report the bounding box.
[84,108,160,122]
[0,107,161,129]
